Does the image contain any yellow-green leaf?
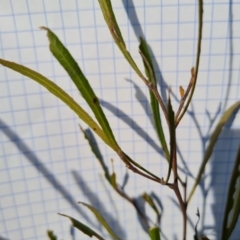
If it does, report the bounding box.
[221,146,240,240]
[149,227,161,240]
[142,192,161,225]
[47,230,57,240]
[139,37,169,162]
[59,213,105,240]
[98,0,146,81]
[79,202,121,240]
[188,101,240,203]
[0,58,111,148]
[41,27,119,151]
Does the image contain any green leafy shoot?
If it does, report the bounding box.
[188,101,240,203]
[165,94,176,184]
[0,58,112,148]
[79,202,121,240]
[221,146,240,240]
[142,192,161,225]
[149,227,161,240]
[58,213,105,240]
[47,230,57,240]
[41,27,119,151]
[98,0,146,81]
[139,37,169,162]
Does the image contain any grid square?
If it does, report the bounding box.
[0,16,15,32]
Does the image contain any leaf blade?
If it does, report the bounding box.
[142,192,161,225]
[47,230,57,240]
[98,0,146,81]
[139,37,169,161]
[41,27,119,151]
[165,95,175,184]
[59,213,105,240]
[221,146,240,240]
[79,202,121,240]
[0,58,111,148]
[188,101,240,203]
[149,227,161,240]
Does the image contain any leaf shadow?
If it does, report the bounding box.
[101,99,164,157]
[121,0,168,103]
[204,127,240,239]
[0,118,97,229]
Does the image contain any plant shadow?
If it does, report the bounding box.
[0,118,97,230]
[71,170,126,239]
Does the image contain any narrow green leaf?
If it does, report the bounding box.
[0,58,112,148]
[79,126,111,182]
[149,227,161,240]
[41,27,119,151]
[165,95,176,184]
[221,146,240,240]
[142,192,161,225]
[188,101,240,203]
[139,38,169,161]
[47,230,57,240]
[98,0,146,81]
[59,213,105,240]
[79,202,121,240]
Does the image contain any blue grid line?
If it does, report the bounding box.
[24,1,51,237]
[0,2,239,17]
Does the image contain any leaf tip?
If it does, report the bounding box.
[39,26,48,31]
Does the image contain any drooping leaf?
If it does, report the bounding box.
[142,192,161,225]
[149,227,161,240]
[188,101,240,203]
[79,126,111,182]
[58,213,105,240]
[79,202,121,240]
[165,95,176,184]
[0,59,111,148]
[139,37,169,162]
[41,27,119,151]
[98,0,146,81]
[47,230,57,240]
[221,146,240,240]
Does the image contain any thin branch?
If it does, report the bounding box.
[117,150,165,185]
[175,67,195,125]
[175,0,204,126]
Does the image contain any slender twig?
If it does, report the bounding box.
[167,125,187,239]
[175,67,195,125]
[117,150,165,184]
[175,0,204,126]
[139,50,169,126]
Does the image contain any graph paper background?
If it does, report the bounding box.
[0,0,240,239]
